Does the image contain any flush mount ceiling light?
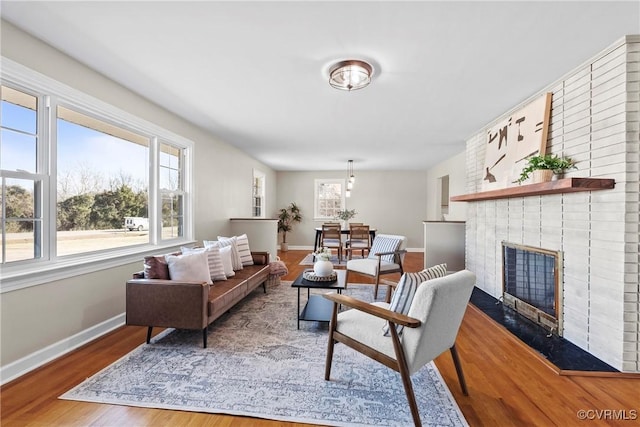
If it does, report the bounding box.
[329,60,373,91]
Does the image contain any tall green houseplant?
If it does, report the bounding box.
[277,202,302,251]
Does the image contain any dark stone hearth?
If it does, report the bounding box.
[470,287,618,372]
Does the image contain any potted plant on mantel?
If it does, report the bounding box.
[515,154,576,184]
[277,202,302,252]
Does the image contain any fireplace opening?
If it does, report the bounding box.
[502,242,563,336]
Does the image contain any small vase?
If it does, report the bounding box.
[314,259,333,277]
[341,220,348,230]
[532,169,553,183]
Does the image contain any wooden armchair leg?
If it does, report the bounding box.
[146,326,153,344]
[390,325,422,427]
[374,275,380,299]
[450,344,469,395]
[324,304,339,380]
[203,327,208,348]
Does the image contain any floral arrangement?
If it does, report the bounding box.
[314,247,332,261]
[334,209,357,221]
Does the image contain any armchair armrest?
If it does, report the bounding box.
[373,249,407,257]
[323,292,420,328]
[380,278,399,290]
[379,278,399,303]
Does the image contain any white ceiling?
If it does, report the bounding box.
[2,1,639,171]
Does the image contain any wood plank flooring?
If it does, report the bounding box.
[1,250,638,426]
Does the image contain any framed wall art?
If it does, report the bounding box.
[482,93,552,190]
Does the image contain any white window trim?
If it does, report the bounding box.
[0,58,195,293]
[252,169,266,218]
[313,178,346,221]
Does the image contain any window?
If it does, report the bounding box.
[314,179,345,220]
[252,169,265,218]
[1,85,46,264]
[159,142,184,240]
[56,106,150,255]
[1,59,193,290]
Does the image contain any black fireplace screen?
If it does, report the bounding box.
[503,244,557,317]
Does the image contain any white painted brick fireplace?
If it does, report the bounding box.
[462,35,640,372]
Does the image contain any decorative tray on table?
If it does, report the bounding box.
[303,270,337,282]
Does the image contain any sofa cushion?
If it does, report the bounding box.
[165,251,213,284]
[144,255,170,279]
[207,279,247,317]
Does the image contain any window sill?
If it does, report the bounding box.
[1,240,195,294]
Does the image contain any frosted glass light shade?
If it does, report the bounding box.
[329,60,373,91]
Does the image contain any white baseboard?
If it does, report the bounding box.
[1,313,126,386]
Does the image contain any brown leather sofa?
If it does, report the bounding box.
[126,252,270,348]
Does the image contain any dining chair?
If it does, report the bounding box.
[344,224,371,260]
[320,223,343,263]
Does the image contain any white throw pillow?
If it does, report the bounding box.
[181,246,226,281]
[219,245,236,277]
[203,240,218,249]
[165,251,213,284]
[217,236,243,270]
[383,263,448,336]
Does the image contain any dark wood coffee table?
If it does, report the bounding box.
[291,269,346,329]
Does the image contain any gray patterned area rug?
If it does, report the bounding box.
[61,282,467,427]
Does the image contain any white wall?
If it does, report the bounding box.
[425,150,467,221]
[0,21,276,381]
[276,170,428,250]
[464,36,639,372]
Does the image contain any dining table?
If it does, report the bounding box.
[313,227,377,252]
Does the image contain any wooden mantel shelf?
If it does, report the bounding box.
[450,178,615,202]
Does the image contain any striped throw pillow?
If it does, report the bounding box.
[181,246,227,281]
[368,236,402,263]
[383,263,448,336]
[216,236,244,271]
[234,234,254,266]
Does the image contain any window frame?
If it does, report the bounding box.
[1,58,195,293]
[313,178,346,221]
[252,169,266,218]
[1,83,50,266]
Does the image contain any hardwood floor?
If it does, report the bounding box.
[2,250,637,426]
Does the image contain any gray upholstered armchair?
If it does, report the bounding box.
[323,270,476,427]
[345,233,407,300]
